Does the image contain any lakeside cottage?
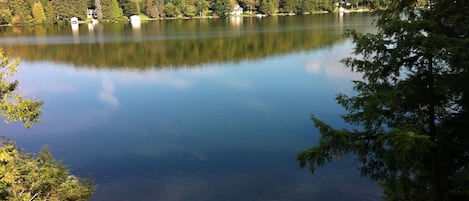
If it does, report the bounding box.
[87,6,98,19]
[70,17,78,25]
[232,4,243,16]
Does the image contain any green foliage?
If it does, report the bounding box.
[238,0,258,13]
[181,0,197,17]
[120,0,140,17]
[211,0,233,17]
[298,0,469,200]
[44,1,56,24]
[51,0,88,22]
[195,0,211,16]
[0,10,12,25]
[300,0,314,13]
[164,2,179,17]
[0,140,95,201]
[183,4,198,17]
[0,3,12,25]
[0,0,397,23]
[101,0,124,19]
[32,1,46,24]
[281,0,300,13]
[10,0,32,24]
[0,50,42,128]
[259,0,278,15]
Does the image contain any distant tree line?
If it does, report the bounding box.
[2,14,352,68]
[0,0,428,25]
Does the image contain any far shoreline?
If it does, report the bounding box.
[0,8,373,27]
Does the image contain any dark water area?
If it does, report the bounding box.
[0,13,381,201]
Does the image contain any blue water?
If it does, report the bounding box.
[1,14,381,201]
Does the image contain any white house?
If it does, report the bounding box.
[87,7,98,19]
[71,17,79,31]
[87,9,94,19]
[130,15,141,29]
[70,17,78,24]
[231,4,243,16]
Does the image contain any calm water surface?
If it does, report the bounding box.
[1,14,381,201]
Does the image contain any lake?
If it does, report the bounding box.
[0,13,381,201]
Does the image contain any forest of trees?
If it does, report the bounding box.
[0,0,405,25]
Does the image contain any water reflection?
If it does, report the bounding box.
[132,23,142,42]
[0,14,373,69]
[72,27,80,44]
[303,42,361,80]
[9,48,380,200]
[98,77,119,107]
[230,16,243,27]
[130,15,142,30]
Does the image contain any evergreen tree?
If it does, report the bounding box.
[120,0,140,17]
[164,2,179,17]
[194,0,210,16]
[243,0,258,13]
[211,0,233,17]
[300,0,314,13]
[101,0,123,19]
[44,1,57,24]
[297,0,469,200]
[318,0,331,11]
[67,0,88,20]
[259,0,278,15]
[51,0,87,22]
[110,0,124,19]
[183,5,198,17]
[282,0,300,13]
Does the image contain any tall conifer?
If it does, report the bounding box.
[298,0,469,200]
